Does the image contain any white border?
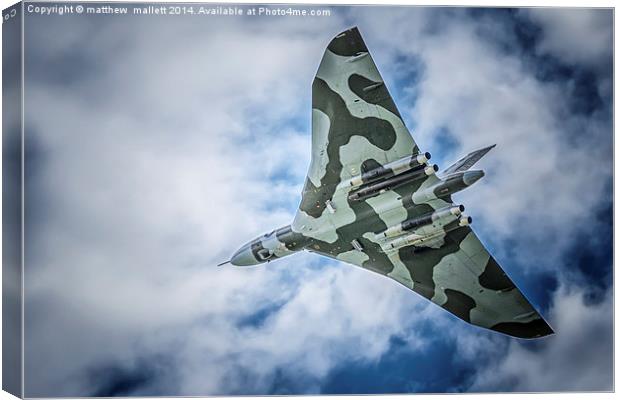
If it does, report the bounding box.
[0,1,615,400]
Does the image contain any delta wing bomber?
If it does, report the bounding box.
[224,27,554,339]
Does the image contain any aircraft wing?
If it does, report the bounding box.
[291,27,552,339]
[314,225,553,339]
[299,27,421,219]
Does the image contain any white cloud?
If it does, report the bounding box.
[23,11,434,396]
[467,286,613,392]
[353,8,612,265]
[359,9,613,393]
[521,8,613,69]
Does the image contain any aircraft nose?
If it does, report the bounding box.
[230,243,260,266]
[463,170,485,186]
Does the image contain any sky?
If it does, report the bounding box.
[20,4,612,396]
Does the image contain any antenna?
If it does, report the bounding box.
[217,260,230,267]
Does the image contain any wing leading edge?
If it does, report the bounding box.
[299,27,421,220]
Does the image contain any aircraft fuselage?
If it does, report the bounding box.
[230,168,481,267]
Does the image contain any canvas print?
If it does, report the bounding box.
[2,2,614,397]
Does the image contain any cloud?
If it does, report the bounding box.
[21,6,612,396]
[352,10,612,391]
[466,286,613,392]
[520,8,613,70]
[23,10,434,396]
[352,8,613,268]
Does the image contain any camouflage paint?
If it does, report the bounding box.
[229,27,553,340]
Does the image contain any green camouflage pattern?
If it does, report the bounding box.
[229,27,553,339]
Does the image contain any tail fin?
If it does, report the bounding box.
[443,144,496,175]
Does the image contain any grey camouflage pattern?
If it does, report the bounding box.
[229,27,553,339]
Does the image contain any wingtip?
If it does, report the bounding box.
[491,317,555,339]
[328,27,367,56]
[537,320,555,338]
[481,144,496,152]
[339,26,360,34]
[544,320,555,336]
